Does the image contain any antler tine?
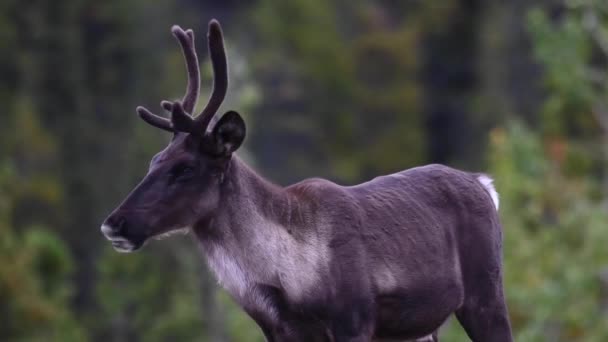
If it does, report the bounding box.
[137,106,173,132]
[195,19,228,131]
[136,25,200,134]
[168,101,197,133]
[171,26,200,114]
[137,20,227,135]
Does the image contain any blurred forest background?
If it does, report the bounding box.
[1,0,607,341]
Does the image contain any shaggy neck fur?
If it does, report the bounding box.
[192,156,324,302]
[216,156,313,230]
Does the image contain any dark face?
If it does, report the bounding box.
[101,111,245,252]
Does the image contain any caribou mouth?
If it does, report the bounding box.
[101,224,145,253]
[110,239,143,253]
[104,235,142,253]
[111,240,136,253]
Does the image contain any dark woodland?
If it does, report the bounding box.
[1,0,607,341]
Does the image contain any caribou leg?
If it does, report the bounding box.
[455,218,513,342]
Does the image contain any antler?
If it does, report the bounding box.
[195,20,228,131]
[137,19,228,134]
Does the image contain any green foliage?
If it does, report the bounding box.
[439,121,608,341]
[250,0,429,183]
[220,291,265,342]
[528,2,607,138]
[94,241,203,341]
[0,164,85,341]
[492,123,608,340]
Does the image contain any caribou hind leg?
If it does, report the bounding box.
[449,178,512,342]
[455,291,512,342]
[455,268,512,340]
[456,212,513,340]
[454,255,511,341]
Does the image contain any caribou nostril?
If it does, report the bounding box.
[103,215,127,236]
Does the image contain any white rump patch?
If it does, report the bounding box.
[477,175,499,210]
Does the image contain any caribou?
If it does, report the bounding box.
[101,19,513,342]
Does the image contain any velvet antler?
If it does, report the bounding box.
[137,19,227,134]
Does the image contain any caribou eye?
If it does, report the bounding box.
[170,163,195,180]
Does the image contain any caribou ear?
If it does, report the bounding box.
[211,111,246,156]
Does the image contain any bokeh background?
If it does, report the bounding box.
[1,0,607,341]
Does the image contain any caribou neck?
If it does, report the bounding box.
[191,156,325,301]
[193,155,312,242]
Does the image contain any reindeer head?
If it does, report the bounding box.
[101,20,245,252]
